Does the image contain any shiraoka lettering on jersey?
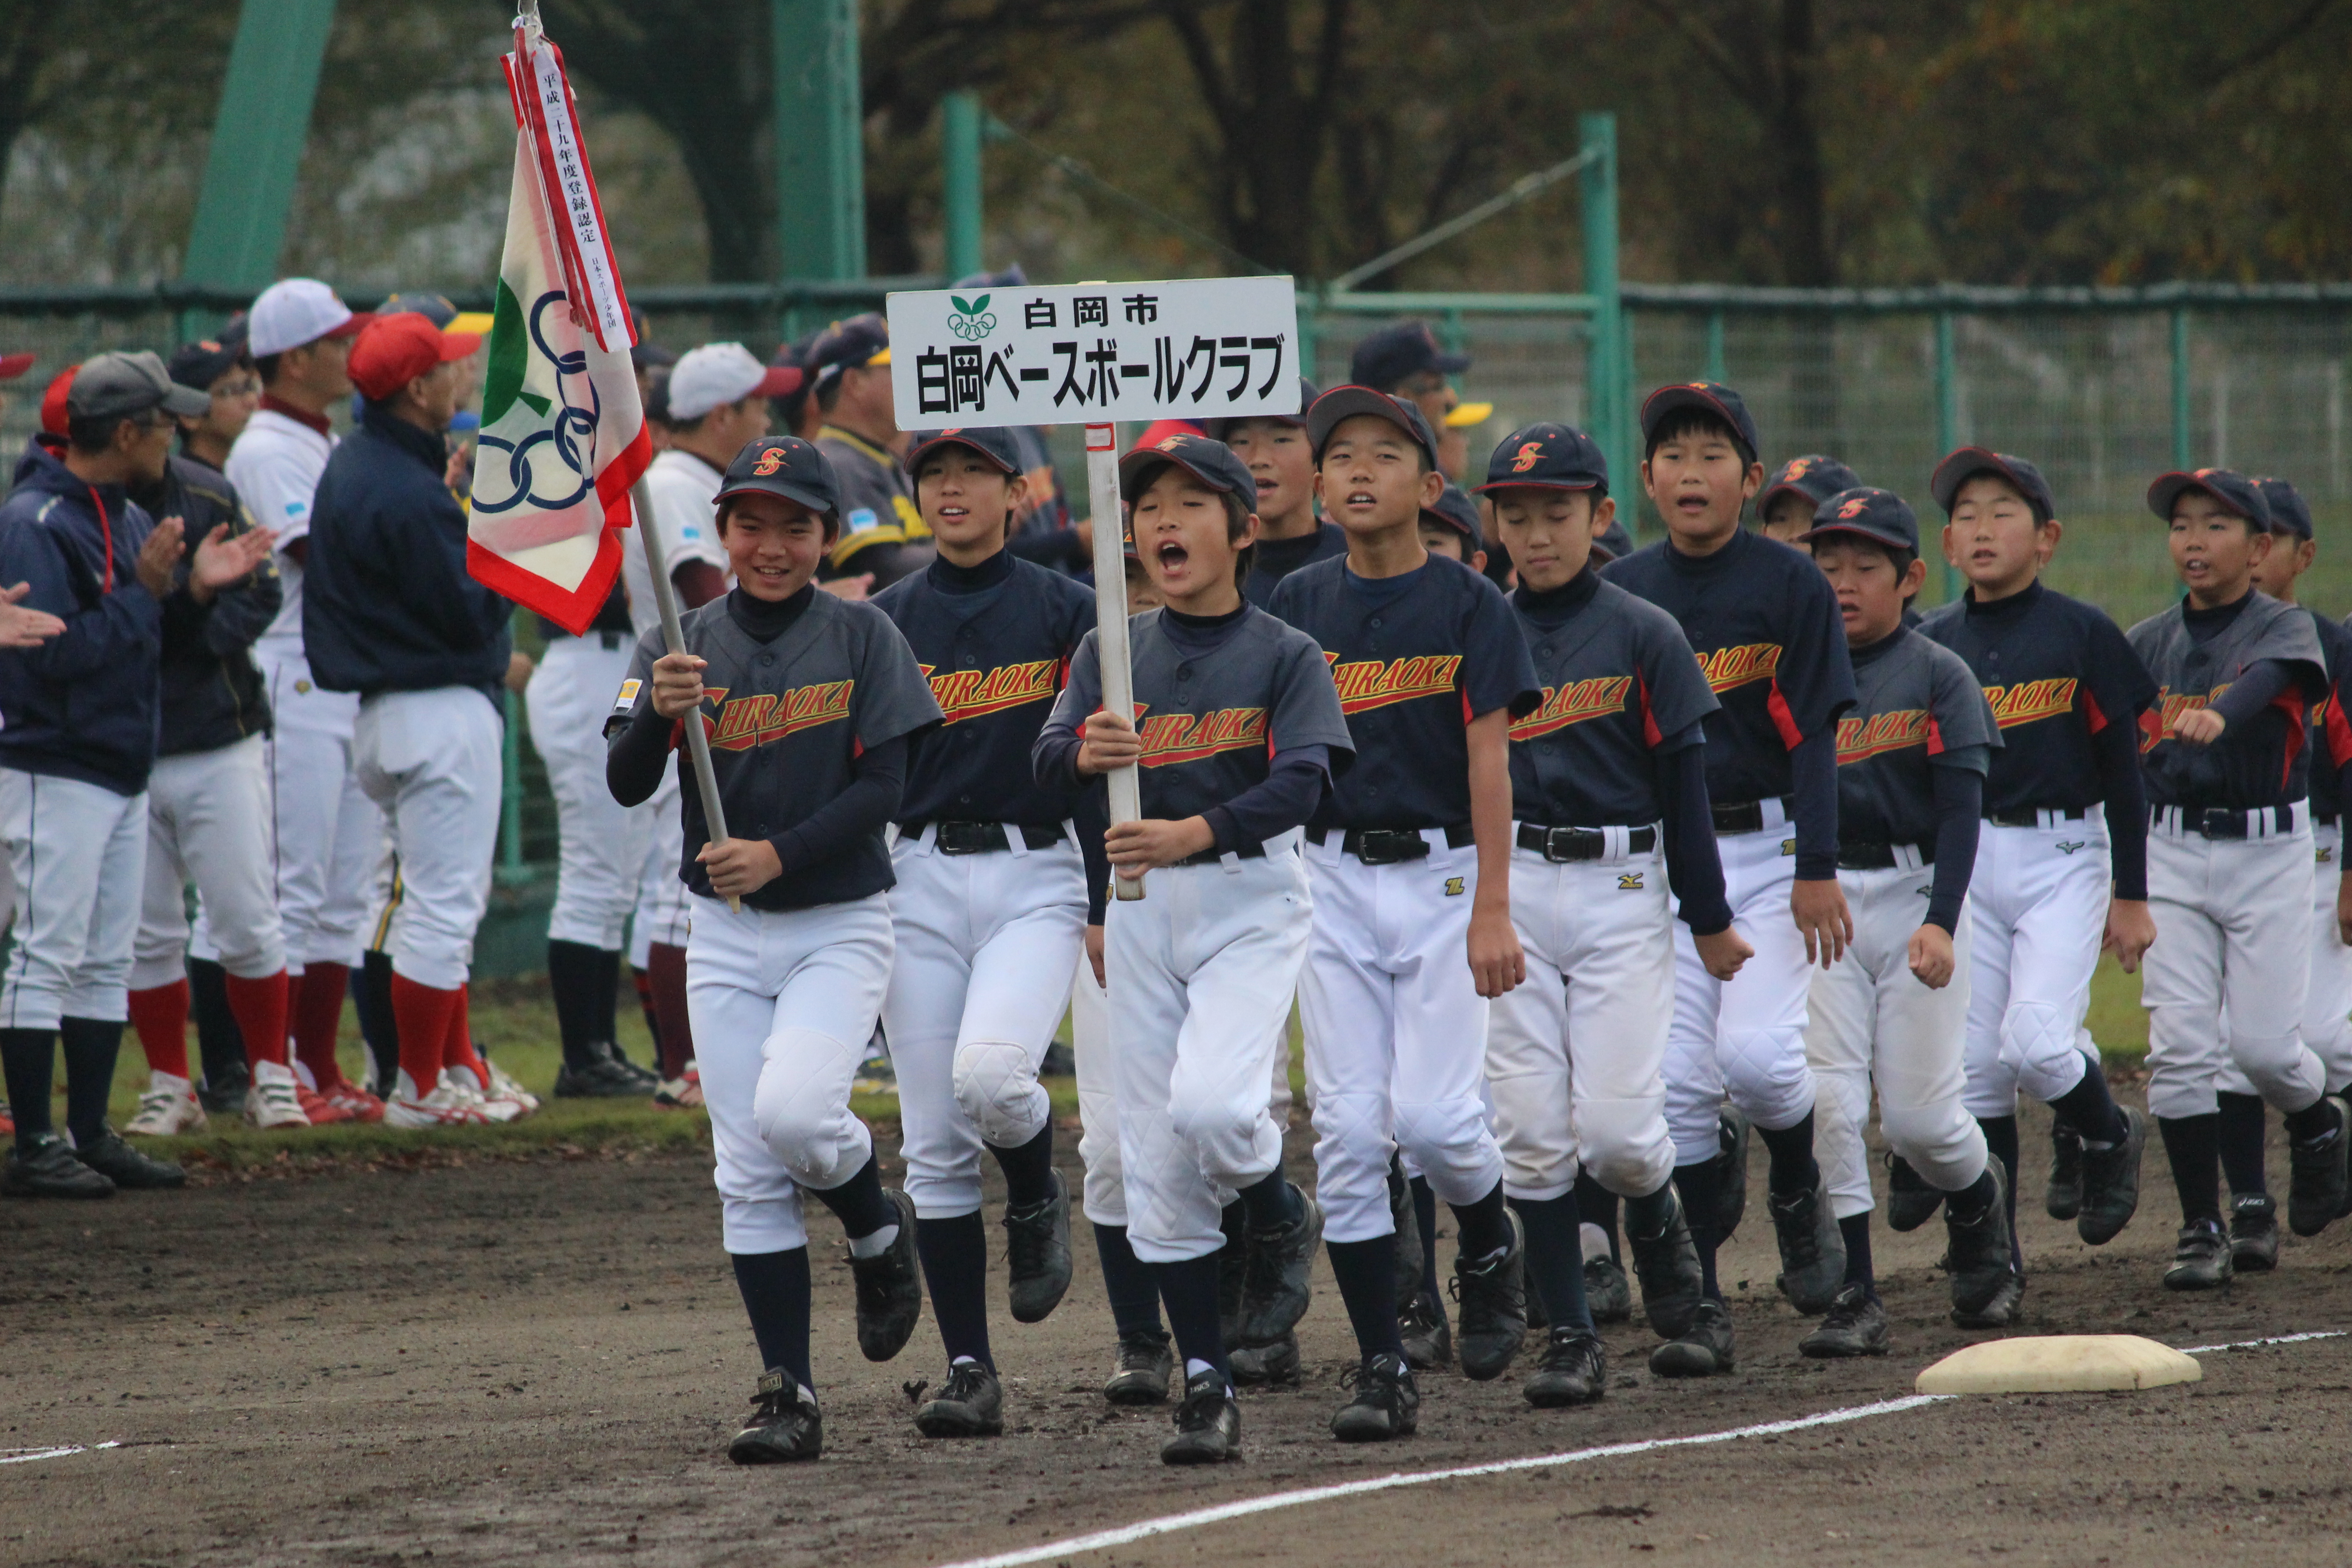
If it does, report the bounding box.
[921,660,1061,726]
[1510,676,1632,741]
[1835,708,1933,764]
[1131,702,1269,767]
[1695,642,1782,694]
[2141,684,2220,752]
[701,682,855,751]
[1327,653,1463,715]
[1983,677,2078,730]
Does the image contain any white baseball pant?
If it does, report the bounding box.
[2220,821,2352,1099]
[352,689,502,992]
[688,891,894,1254]
[2143,806,2326,1121]
[1300,830,1504,1245]
[262,648,386,970]
[1806,855,1989,1219]
[526,635,655,951]
[883,826,1087,1218]
[1960,815,2107,1118]
[628,770,691,966]
[1110,840,1308,1263]
[131,735,286,989]
[1487,829,1677,1203]
[0,770,147,1029]
[1665,804,1818,1164]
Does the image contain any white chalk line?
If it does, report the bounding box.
[933,1327,2345,1568]
[0,1441,119,1467]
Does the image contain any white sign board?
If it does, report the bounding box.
[887,275,1300,431]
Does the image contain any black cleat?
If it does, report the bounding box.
[1004,1170,1074,1323]
[2165,1218,2233,1291]
[603,1039,662,1091]
[1450,1211,1528,1381]
[197,1063,250,1116]
[74,1130,184,1190]
[1886,1152,1942,1232]
[1768,1174,1846,1315]
[1230,1331,1301,1387]
[1522,1328,1607,1408]
[1799,1283,1889,1358]
[850,1190,923,1361]
[2230,1192,2279,1272]
[1387,1156,1425,1307]
[2046,1121,2083,1220]
[1647,1296,1735,1377]
[1162,1369,1241,1465]
[1947,1161,2022,1327]
[2287,1096,2351,1237]
[1105,1328,1174,1406]
[1583,1255,1633,1324]
[2075,1107,2146,1246]
[728,1370,822,1464]
[1624,1184,1704,1340]
[1238,1185,1321,1343]
[5,1134,114,1200]
[552,1051,650,1099]
[913,1359,1003,1437]
[1330,1352,1419,1442]
[1714,1108,1751,1240]
[1398,1293,1452,1370]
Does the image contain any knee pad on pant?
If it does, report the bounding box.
[1393,1094,1504,1205]
[1719,1027,1815,1131]
[2003,1001,2088,1104]
[752,1026,867,1190]
[1879,1099,1989,1194]
[1077,1090,1126,1225]
[953,1038,1049,1148]
[1574,1097,1674,1200]
[2230,1030,2326,1115]
[1168,1062,1279,1190]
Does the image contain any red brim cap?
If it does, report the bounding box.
[324,311,376,339]
[439,330,483,362]
[755,364,803,399]
[0,352,33,381]
[39,365,76,435]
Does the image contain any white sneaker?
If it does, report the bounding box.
[385,1070,493,1129]
[126,1071,206,1135]
[243,1060,311,1130]
[482,1058,540,1117]
[441,1066,525,1124]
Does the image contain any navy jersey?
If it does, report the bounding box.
[1508,571,1719,826]
[1243,523,1348,609]
[1267,553,1540,831]
[1835,626,1999,845]
[2302,607,2352,823]
[1602,526,1856,805]
[872,550,1095,826]
[2129,591,2326,811]
[1916,582,2156,817]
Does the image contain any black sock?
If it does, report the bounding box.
[356,951,399,1091]
[1672,1160,1722,1301]
[1449,1179,1512,1260]
[1326,1235,1408,1361]
[731,1248,813,1389]
[1510,1192,1595,1334]
[590,946,621,1047]
[1976,1112,2022,1269]
[2283,1095,2340,1144]
[809,1152,895,1240]
[546,940,609,1067]
[0,1027,53,1140]
[2217,1092,2269,1196]
[1756,1111,1820,1195]
[1838,1212,1875,1297]
[2158,1113,2224,1226]
[989,1122,1056,1210]
[633,966,665,1058]
[57,1017,121,1145]
[1945,1166,1999,1225]
[1411,1174,1443,1311]
[2051,1060,2128,1146]
[1093,1222,1166,1339]
[186,958,245,1091]
[1575,1171,1622,1264]
[1153,1253,1227,1381]
[915,1213,994,1371]
[1238,1166,1302,1230]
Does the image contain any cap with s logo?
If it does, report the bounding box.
[1796,486,1919,552]
[1759,454,1862,517]
[713,435,841,524]
[2146,466,2270,529]
[1475,421,1607,498]
[1116,431,1259,510]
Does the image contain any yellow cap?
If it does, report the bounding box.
[867,345,892,367]
[1445,401,1494,428]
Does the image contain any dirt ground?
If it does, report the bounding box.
[4,1095,2351,1568]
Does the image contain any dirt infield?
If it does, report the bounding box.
[5,1100,2350,1568]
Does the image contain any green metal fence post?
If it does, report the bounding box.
[1704,309,1726,383]
[941,90,984,281]
[2171,308,2192,468]
[500,687,526,884]
[774,0,867,289]
[1578,113,1629,519]
[1935,311,1960,599]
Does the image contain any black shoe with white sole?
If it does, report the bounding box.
[1647,1297,1735,1378]
[1522,1328,1607,1408]
[1330,1353,1419,1442]
[1798,1283,1889,1359]
[1104,1328,1174,1406]
[2165,1218,2234,1291]
[4,1133,114,1200]
[728,1370,822,1464]
[1161,1369,1241,1465]
[73,1130,185,1190]
[2229,1192,2279,1272]
[913,1360,1004,1437]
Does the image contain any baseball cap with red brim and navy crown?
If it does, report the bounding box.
[1930,447,2057,522]
[1210,376,1321,438]
[1798,486,1920,554]
[715,436,842,525]
[905,425,1023,477]
[1759,454,1861,516]
[1422,484,1484,543]
[1477,421,1608,498]
[2253,477,2313,539]
[1117,431,1259,512]
[2147,467,2270,529]
[1306,385,1441,469]
[1640,382,1760,460]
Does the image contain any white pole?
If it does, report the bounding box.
[632,476,739,912]
[1084,422,1146,902]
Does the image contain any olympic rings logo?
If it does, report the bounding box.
[473,289,601,514]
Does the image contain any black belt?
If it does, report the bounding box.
[1174,840,1269,867]
[1985,806,2090,828]
[1836,841,1934,870]
[1711,796,1795,836]
[1308,823,1475,865]
[911,820,1066,855]
[2154,803,2297,840]
[1515,823,1657,862]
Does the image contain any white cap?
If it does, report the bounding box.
[667,341,795,422]
[248,278,369,358]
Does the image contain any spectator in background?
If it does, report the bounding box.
[810,314,932,596]
[1349,320,1488,481]
[769,333,823,442]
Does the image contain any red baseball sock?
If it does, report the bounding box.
[647,942,693,1078]
[127,981,191,1079]
[443,981,487,1088]
[290,962,351,1089]
[387,972,459,1099]
[222,969,291,1069]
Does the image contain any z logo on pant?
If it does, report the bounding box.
[1617,872,1644,890]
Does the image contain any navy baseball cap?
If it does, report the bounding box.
[1307,385,1441,469]
[2253,477,2312,539]
[1931,447,2057,522]
[1590,518,1636,565]
[1759,455,1861,516]
[807,313,891,390]
[629,309,677,372]
[2148,467,2270,529]
[1799,487,1920,553]
[713,435,841,525]
[1210,376,1319,438]
[1640,382,1760,459]
[168,324,251,392]
[1350,321,1469,390]
[1118,430,1259,512]
[1421,484,1483,543]
[1476,421,1608,498]
[644,365,674,425]
[906,425,1023,477]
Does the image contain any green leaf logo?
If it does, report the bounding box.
[952,294,975,316]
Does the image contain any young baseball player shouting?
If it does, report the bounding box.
[2129,467,2350,1290]
[1037,431,1351,1465]
[1266,387,1541,1436]
[869,424,1102,1439]
[1479,421,1737,1406]
[1601,383,1855,1378]
[1756,456,1862,546]
[608,434,937,1464]
[1796,487,2017,1352]
[1916,449,2151,1299]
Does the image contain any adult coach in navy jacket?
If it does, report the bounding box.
[304,311,519,1129]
